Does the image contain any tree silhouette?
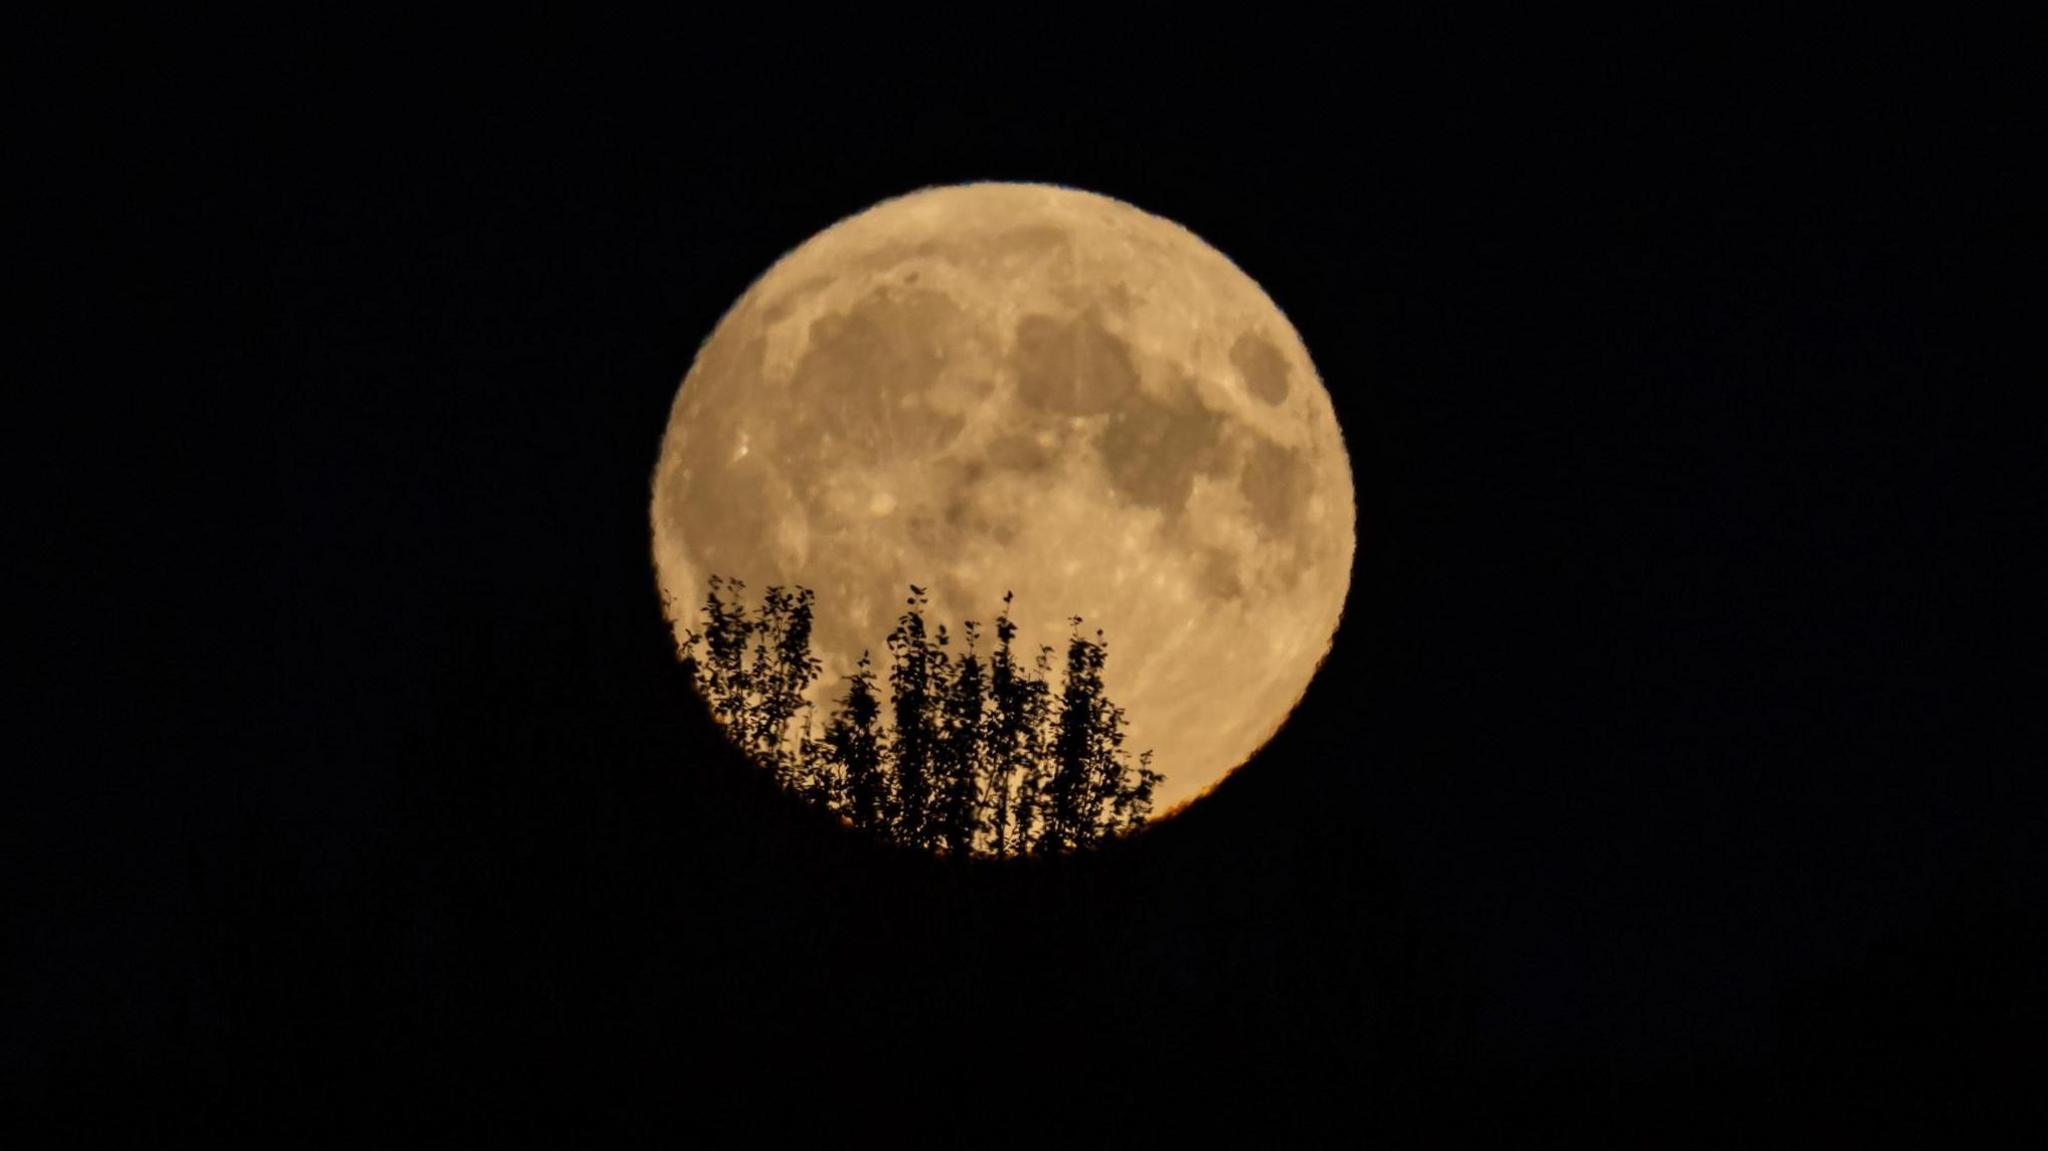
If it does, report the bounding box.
[821,652,886,832]
[933,620,986,857]
[677,577,823,774]
[885,587,942,851]
[750,584,822,775]
[1040,620,1161,853]
[675,578,1159,856]
[982,593,1045,856]
[689,575,753,741]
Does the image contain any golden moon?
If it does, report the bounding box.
[651,182,1354,819]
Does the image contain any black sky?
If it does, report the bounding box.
[15,20,2036,1140]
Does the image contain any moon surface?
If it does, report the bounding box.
[651,182,1354,817]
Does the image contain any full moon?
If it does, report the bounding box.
[651,182,1354,820]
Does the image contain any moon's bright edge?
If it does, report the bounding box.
[651,182,1355,818]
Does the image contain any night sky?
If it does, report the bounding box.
[16,22,2035,1139]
